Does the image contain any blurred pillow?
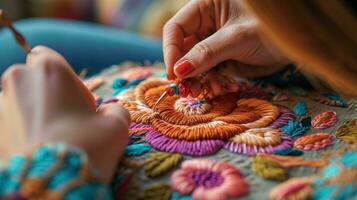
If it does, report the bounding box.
[96,0,188,38]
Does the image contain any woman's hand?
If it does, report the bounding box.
[0,46,130,183]
[163,0,290,96]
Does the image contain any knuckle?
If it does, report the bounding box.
[229,24,257,41]
[34,55,67,75]
[31,45,49,53]
[2,65,25,81]
[194,41,214,60]
[163,21,175,33]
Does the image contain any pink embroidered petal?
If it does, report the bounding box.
[311,111,337,129]
[270,177,313,200]
[171,160,248,200]
[294,133,333,151]
[171,169,196,195]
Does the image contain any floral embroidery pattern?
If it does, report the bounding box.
[170,160,248,200]
[89,64,355,200]
[119,79,293,156]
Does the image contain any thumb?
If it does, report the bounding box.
[173,27,239,79]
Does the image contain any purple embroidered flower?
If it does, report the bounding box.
[171,160,248,200]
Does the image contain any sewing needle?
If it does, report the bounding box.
[0,10,31,54]
[152,91,168,112]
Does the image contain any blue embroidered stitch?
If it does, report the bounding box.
[294,101,308,116]
[124,144,152,156]
[273,148,303,156]
[282,117,311,137]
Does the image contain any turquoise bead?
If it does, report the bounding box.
[168,84,179,96]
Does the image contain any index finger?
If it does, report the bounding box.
[26,46,96,110]
[163,1,203,80]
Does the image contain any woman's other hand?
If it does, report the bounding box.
[0,46,130,183]
[163,0,290,95]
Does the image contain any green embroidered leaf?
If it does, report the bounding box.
[142,184,172,200]
[145,152,183,178]
[251,156,288,181]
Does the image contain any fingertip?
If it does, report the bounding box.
[26,46,69,69]
[29,45,51,54]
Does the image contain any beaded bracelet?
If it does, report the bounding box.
[0,143,112,200]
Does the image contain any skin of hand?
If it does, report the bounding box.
[0,46,130,183]
[163,0,290,96]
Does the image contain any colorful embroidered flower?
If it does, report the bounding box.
[311,111,337,129]
[224,128,293,155]
[270,177,313,200]
[293,133,333,151]
[170,160,248,200]
[119,79,292,156]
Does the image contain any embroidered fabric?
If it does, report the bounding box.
[89,63,356,200]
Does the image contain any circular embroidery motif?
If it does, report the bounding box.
[119,79,294,156]
[171,160,248,199]
[174,98,211,116]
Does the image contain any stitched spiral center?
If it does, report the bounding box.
[174,98,212,116]
[189,170,224,188]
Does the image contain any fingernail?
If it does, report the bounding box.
[174,60,194,76]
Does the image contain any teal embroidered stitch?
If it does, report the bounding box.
[124,144,152,156]
[293,101,308,116]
